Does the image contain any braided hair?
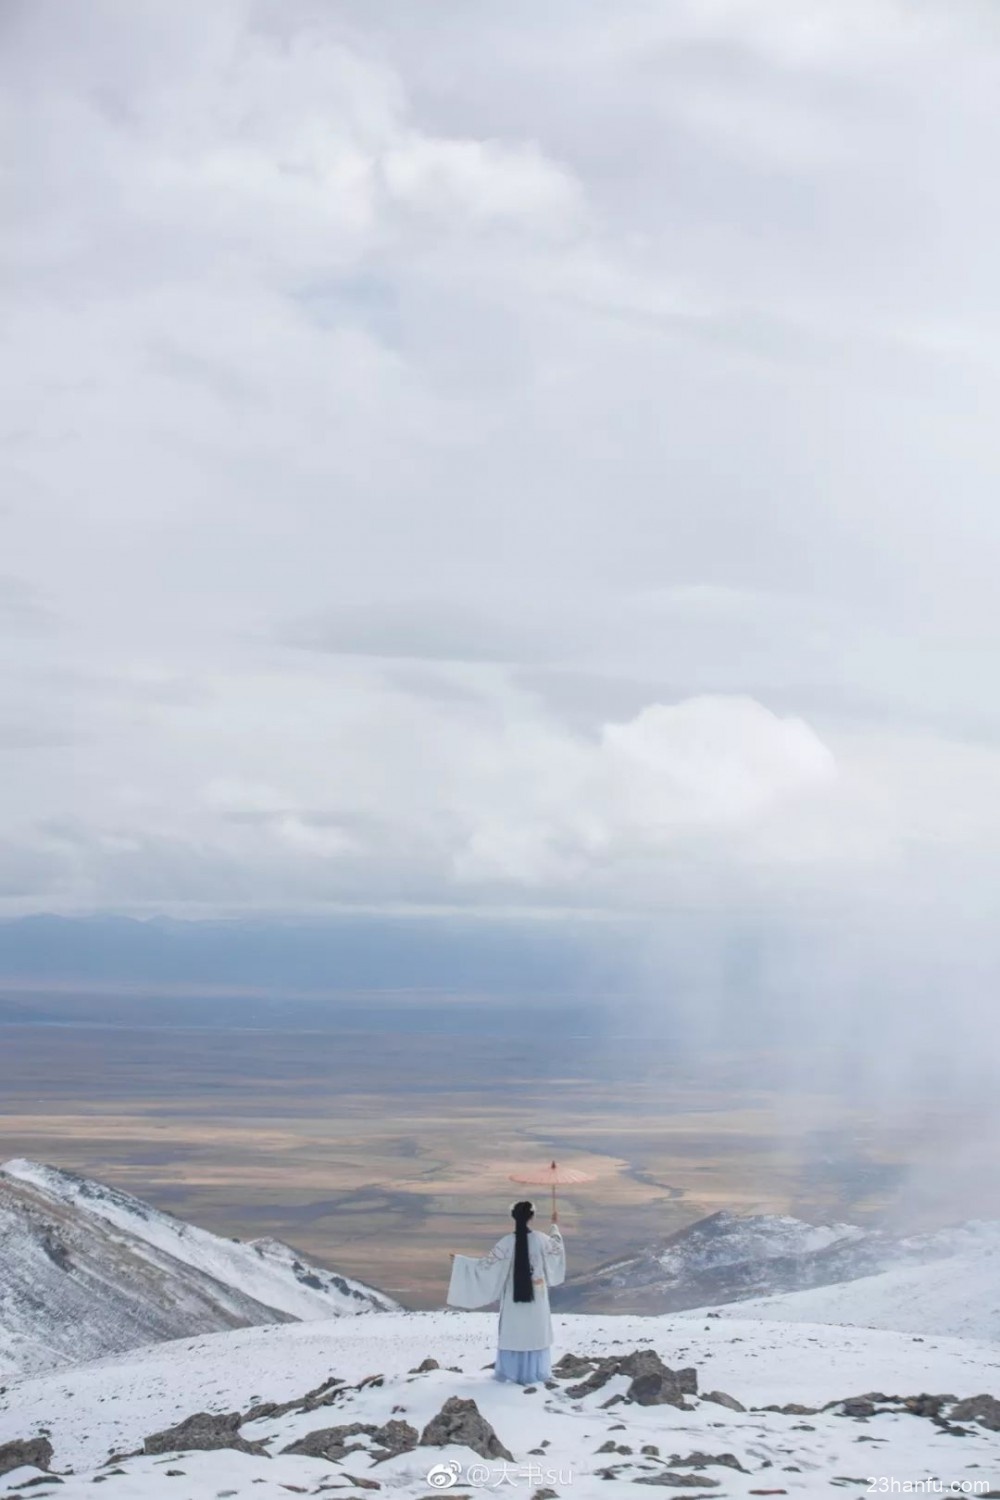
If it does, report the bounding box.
[511,1200,535,1302]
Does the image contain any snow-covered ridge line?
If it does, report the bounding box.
[0,1158,396,1380]
[562,1205,1000,1318]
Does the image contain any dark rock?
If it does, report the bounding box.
[633,1473,721,1487]
[948,1395,1000,1431]
[565,1349,695,1409]
[0,1437,54,1477]
[702,1389,746,1412]
[755,1402,818,1415]
[833,1399,876,1419]
[282,1419,417,1463]
[553,1354,594,1378]
[243,1373,346,1424]
[411,1358,440,1374]
[903,1394,956,1419]
[143,1411,266,1457]
[420,1398,513,1462]
[668,1450,748,1472]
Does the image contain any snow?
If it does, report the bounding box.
[0,1160,395,1379]
[565,1206,1000,1318]
[1,1158,396,1324]
[657,1212,867,1273]
[1,1309,999,1499]
[2,1166,999,1497]
[692,1237,1000,1341]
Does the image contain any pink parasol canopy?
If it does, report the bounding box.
[508,1159,596,1218]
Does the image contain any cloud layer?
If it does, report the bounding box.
[4,0,1000,951]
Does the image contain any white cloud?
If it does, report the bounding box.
[3,0,1000,945]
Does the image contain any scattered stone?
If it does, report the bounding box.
[143,1412,267,1458]
[754,1403,817,1416]
[641,1444,660,1456]
[832,1399,875,1419]
[411,1358,440,1374]
[0,1439,54,1478]
[419,1398,513,1462]
[561,1350,696,1409]
[902,1394,957,1419]
[633,1473,720,1487]
[282,1420,417,1464]
[243,1373,346,1424]
[701,1389,746,1412]
[667,1451,748,1473]
[948,1395,1000,1431]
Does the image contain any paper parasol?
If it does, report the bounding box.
[508,1159,596,1218]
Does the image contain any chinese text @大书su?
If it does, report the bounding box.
[426,1458,574,1489]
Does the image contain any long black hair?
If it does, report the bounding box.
[511,1200,535,1302]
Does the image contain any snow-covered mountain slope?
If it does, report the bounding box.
[562,1206,1000,1315]
[1,1309,999,1499]
[0,1160,396,1379]
[688,1234,1000,1341]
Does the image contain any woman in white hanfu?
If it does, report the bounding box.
[447,1200,566,1384]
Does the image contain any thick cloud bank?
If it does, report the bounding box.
[3,2,1000,1112]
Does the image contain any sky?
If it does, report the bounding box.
[4,0,1000,1035]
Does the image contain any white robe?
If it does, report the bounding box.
[447,1225,565,1351]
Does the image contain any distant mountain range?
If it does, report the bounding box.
[560,1207,1000,1316]
[0,1159,396,1378]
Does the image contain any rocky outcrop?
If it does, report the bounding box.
[949,1395,1000,1431]
[282,1418,417,1463]
[702,1389,747,1412]
[0,1436,54,1477]
[420,1397,513,1461]
[143,1410,268,1457]
[554,1348,697,1408]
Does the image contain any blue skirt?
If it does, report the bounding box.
[494,1347,551,1384]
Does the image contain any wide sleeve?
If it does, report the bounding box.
[541,1224,566,1287]
[447,1236,512,1309]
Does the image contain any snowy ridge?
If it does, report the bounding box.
[562,1206,1000,1315]
[1,1309,999,1499]
[1,1159,395,1322]
[687,1235,1000,1341]
[0,1160,396,1379]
